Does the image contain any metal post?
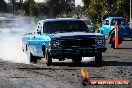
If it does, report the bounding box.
[130,0,132,28]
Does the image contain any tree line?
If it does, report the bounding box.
[0,0,130,21]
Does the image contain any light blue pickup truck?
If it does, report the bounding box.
[98,17,132,48]
[22,18,107,66]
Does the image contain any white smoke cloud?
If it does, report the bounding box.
[0,16,36,64]
[0,34,27,63]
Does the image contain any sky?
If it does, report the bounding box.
[75,0,84,7]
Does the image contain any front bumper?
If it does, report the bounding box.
[49,46,107,57]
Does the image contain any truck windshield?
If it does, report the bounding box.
[43,21,88,33]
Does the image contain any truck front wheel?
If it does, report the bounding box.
[95,52,102,66]
[45,49,52,66]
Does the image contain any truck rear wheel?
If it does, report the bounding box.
[45,49,52,66]
[27,48,37,64]
[95,52,102,66]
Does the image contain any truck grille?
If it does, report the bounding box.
[61,38,95,48]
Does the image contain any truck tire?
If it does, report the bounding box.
[72,57,82,64]
[45,49,52,66]
[95,52,102,66]
[27,47,37,64]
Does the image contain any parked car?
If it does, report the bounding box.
[81,19,95,33]
[22,18,107,66]
[98,17,132,48]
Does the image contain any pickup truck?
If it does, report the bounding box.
[22,18,107,66]
[98,17,132,48]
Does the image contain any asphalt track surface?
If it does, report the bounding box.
[0,33,132,88]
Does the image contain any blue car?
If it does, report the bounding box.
[98,17,132,47]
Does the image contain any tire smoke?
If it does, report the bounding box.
[0,16,36,64]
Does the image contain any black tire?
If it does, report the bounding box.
[72,57,82,64]
[30,53,38,63]
[27,47,37,64]
[45,49,52,66]
[95,52,102,66]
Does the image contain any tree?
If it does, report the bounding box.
[7,0,17,16]
[0,0,7,13]
[46,0,74,17]
[23,0,38,16]
[115,0,130,18]
[29,3,38,16]
[37,3,49,17]
[85,0,108,21]
[83,0,130,22]
[83,0,90,8]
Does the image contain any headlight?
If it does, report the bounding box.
[96,38,105,46]
[51,41,61,48]
[97,40,103,45]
